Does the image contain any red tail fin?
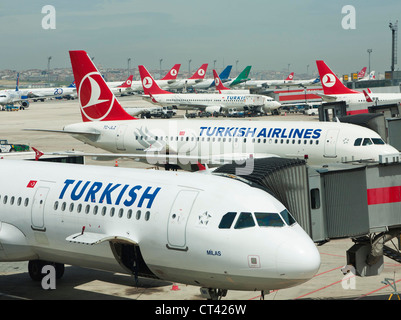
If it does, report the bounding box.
[117,75,133,88]
[138,65,173,95]
[316,60,360,95]
[188,64,208,79]
[213,69,229,93]
[285,72,294,81]
[358,67,367,79]
[160,64,181,80]
[69,50,136,122]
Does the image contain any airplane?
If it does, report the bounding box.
[26,50,399,172]
[358,71,375,81]
[139,65,281,115]
[243,73,320,90]
[22,80,77,101]
[316,60,401,114]
[0,158,321,299]
[212,69,279,113]
[191,65,233,90]
[165,64,208,91]
[108,64,182,93]
[0,73,30,110]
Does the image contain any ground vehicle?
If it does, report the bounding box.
[0,140,30,153]
[141,106,176,118]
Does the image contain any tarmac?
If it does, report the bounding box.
[1,96,401,301]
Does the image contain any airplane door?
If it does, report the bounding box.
[116,125,127,151]
[324,129,339,158]
[167,190,199,250]
[31,187,50,231]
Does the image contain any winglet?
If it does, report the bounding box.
[32,147,44,161]
[363,90,373,103]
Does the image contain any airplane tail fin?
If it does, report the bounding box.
[138,65,173,95]
[188,64,208,79]
[285,72,294,81]
[69,50,137,122]
[363,90,373,103]
[358,67,367,79]
[160,64,181,80]
[316,60,360,95]
[230,66,251,86]
[219,65,232,80]
[117,75,133,88]
[15,73,20,91]
[213,69,229,93]
[68,80,76,88]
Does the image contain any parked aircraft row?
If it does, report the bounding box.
[2,50,399,300]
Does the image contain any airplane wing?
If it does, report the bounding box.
[24,128,101,136]
[313,93,337,102]
[36,149,280,166]
[66,231,136,245]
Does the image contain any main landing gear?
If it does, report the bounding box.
[28,260,65,281]
[200,288,228,300]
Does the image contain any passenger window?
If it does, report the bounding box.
[254,212,284,227]
[17,197,22,206]
[218,212,237,229]
[145,211,150,221]
[118,208,124,218]
[280,209,296,226]
[234,212,255,229]
[77,203,82,213]
[3,195,8,204]
[354,138,362,146]
[136,210,141,220]
[69,203,74,212]
[93,205,98,215]
[24,198,29,207]
[127,209,133,219]
[101,206,107,216]
[110,207,115,217]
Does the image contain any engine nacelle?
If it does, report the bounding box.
[205,106,222,113]
[20,100,30,109]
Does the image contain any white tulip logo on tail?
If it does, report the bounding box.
[79,72,115,121]
[322,73,336,88]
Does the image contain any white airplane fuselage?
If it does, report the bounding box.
[64,119,398,166]
[143,93,281,113]
[0,160,320,291]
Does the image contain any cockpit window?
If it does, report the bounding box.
[218,212,237,229]
[372,138,385,145]
[362,138,372,146]
[234,212,255,229]
[280,209,296,226]
[254,212,284,227]
[354,138,362,146]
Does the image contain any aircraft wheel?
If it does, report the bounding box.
[28,260,47,281]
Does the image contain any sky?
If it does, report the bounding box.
[1,0,400,76]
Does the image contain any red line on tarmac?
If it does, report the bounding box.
[354,278,401,300]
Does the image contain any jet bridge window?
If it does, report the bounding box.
[234,212,256,229]
[218,212,237,229]
[254,212,285,227]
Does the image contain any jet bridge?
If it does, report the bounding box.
[213,156,401,277]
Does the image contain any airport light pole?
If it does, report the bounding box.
[47,56,52,86]
[213,60,217,72]
[367,49,372,73]
[127,58,131,77]
[188,59,192,77]
[236,60,239,75]
[159,59,163,78]
[307,64,309,75]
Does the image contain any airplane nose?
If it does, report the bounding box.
[276,237,320,280]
